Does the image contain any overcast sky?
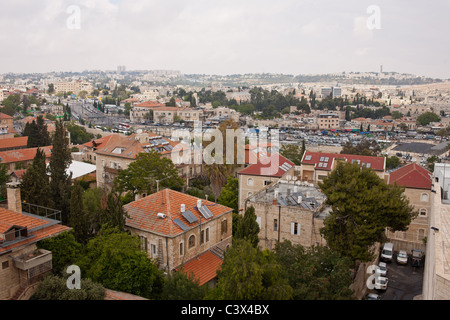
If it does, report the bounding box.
[0,0,448,78]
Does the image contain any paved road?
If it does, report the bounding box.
[377,258,424,300]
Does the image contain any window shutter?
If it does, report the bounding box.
[291,222,295,235]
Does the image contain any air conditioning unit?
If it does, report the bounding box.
[157,213,166,219]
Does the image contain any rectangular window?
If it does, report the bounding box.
[201,230,205,244]
[2,261,9,269]
[151,244,157,257]
[274,219,278,231]
[179,242,184,256]
[291,222,300,235]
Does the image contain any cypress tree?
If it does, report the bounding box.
[20,148,54,213]
[49,120,72,224]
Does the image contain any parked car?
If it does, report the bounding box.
[374,276,388,290]
[397,250,408,265]
[411,249,423,268]
[376,262,387,276]
[365,293,382,300]
[381,243,394,262]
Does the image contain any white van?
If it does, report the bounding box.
[380,243,394,262]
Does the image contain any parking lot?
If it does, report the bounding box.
[373,257,424,300]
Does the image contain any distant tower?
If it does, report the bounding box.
[380,65,383,74]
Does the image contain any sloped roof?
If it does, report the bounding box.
[388,163,432,190]
[124,189,232,237]
[238,153,294,177]
[178,250,223,286]
[0,207,70,254]
[94,133,180,159]
[301,151,385,171]
[0,146,52,164]
[0,136,28,150]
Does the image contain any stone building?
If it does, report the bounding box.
[245,180,329,251]
[0,183,70,300]
[238,153,295,212]
[300,151,386,184]
[123,189,233,287]
[386,163,432,252]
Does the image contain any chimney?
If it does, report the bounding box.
[7,182,22,213]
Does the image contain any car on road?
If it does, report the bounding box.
[397,250,408,265]
[411,249,423,268]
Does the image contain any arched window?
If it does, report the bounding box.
[420,208,427,216]
[247,178,254,186]
[188,235,195,249]
[421,193,429,202]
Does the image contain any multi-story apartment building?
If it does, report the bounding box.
[54,80,93,96]
[317,113,341,130]
[123,189,233,287]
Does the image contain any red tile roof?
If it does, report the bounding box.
[124,189,232,237]
[0,146,52,164]
[0,207,70,254]
[0,113,13,119]
[134,101,162,108]
[0,136,28,150]
[238,153,294,177]
[178,251,223,286]
[94,133,180,159]
[82,134,114,149]
[301,151,385,171]
[388,163,432,189]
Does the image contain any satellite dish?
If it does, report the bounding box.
[286,175,291,181]
[293,176,298,181]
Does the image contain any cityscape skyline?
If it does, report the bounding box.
[0,0,449,79]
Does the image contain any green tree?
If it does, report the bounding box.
[20,148,54,210]
[47,84,55,95]
[114,150,184,198]
[426,155,440,172]
[279,143,305,166]
[66,122,94,145]
[0,164,9,201]
[77,227,164,299]
[234,206,260,248]
[49,120,73,224]
[99,189,129,232]
[69,181,91,244]
[318,162,416,263]
[217,177,238,213]
[37,230,83,275]
[385,155,401,170]
[341,139,380,157]
[31,275,105,300]
[161,269,208,300]
[274,241,354,300]
[210,239,293,300]
[417,112,440,126]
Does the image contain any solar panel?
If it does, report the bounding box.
[182,210,198,224]
[277,196,288,206]
[198,206,213,219]
[173,218,189,231]
[287,196,298,205]
[301,202,313,210]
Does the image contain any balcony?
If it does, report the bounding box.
[13,249,52,271]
